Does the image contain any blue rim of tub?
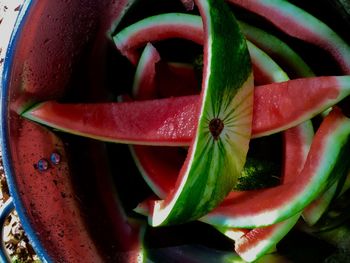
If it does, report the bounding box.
[0,0,52,262]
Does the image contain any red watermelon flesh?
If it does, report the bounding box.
[130,146,183,198]
[281,121,314,183]
[156,62,199,97]
[132,43,199,100]
[23,96,199,146]
[23,76,350,142]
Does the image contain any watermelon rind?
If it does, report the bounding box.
[302,182,339,226]
[132,43,160,100]
[246,41,288,84]
[238,21,315,78]
[149,0,254,226]
[113,13,203,64]
[227,0,350,74]
[233,213,300,262]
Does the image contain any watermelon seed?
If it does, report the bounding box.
[209,118,224,140]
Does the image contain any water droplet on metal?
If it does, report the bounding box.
[37,159,49,171]
[50,152,61,165]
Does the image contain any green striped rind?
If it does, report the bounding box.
[247,42,288,83]
[150,0,253,226]
[132,43,160,98]
[238,21,315,78]
[108,0,140,36]
[201,109,350,228]
[302,165,350,226]
[114,12,202,44]
[228,0,350,74]
[302,182,338,226]
[113,13,203,63]
[301,76,350,225]
[234,213,300,262]
[114,11,315,78]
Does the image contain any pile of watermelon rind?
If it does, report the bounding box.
[21,0,350,262]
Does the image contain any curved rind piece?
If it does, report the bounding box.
[22,96,199,146]
[238,21,315,78]
[227,0,350,74]
[148,0,253,226]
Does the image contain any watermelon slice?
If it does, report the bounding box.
[113,13,203,65]
[281,121,314,184]
[23,76,350,142]
[132,43,160,100]
[232,0,350,228]
[302,162,350,226]
[227,0,350,74]
[238,21,315,78]
[222,118,313,262]
[23,96,199,146]
[227,213,301,262]
[146,0,254,226]
[247,41,289,85]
